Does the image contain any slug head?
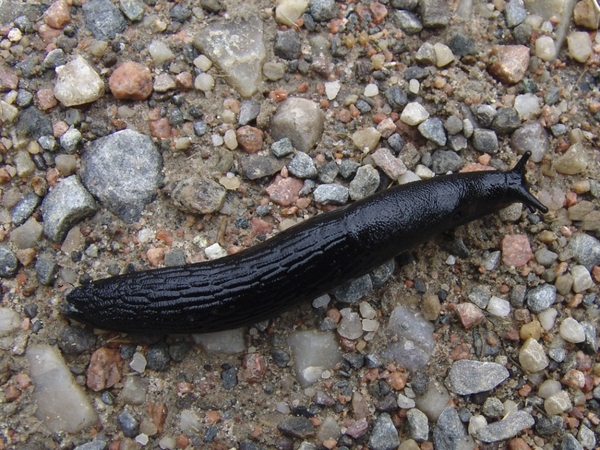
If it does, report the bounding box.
[505,151,548,214]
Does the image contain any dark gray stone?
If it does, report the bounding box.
[368,413,400,450]
[526,284,557,313]
[170,4,191,22]
[274,30,301,60]
[239,154,285,180]
[193,121,209,136]
[433,407,467,450]
[271,349,290,368]
[472,128,499,153]
[11,193,40,226]
[370,260,395,287]
[331,274,373,304]
[339,159,360,179]
[168,342,189,362]
[448,134,468,151]
[58,326,96,355]
[385,85,408,111]
[42,48,66,70]
[278,416,315,439]
[82,0,126,41]
[164,248,186,267]
[309,0,336,21]
[271,138,295,158]
[15,107,52,140]
[475,105,496,127]
[387,133,404,154]
[419,0,449,28]
[431,150,463,174]
[392,10,423,34]
[35,254,58,286]
[561,434,584,450]
[569,233,600,270]
[117,408,139,438]
[505,0,527,27]
[120,0,144,21]
[73,435,108,450]
[318,161,339,184]
[448,33,476,58]
[349,164,379,201]
[145,342,171,371]
[238,101,261,125]
[221,367,237,389]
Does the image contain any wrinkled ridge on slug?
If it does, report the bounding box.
[64,152,547,334]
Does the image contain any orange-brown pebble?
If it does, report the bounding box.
[372,112,387,124]
[149,118,172,139]
[297,82,309,93]
[236,126,264,153]
[328,19,343,34]
[501,234,533,267]
[156,230,173,246]
[489,45,530,84]
[205,410,220,425]
[147,247,165,267]
[4,385,21,402]
[241,353,267,383]
[38,23,61,43]
[504,328,520,341]
[326,308,341,323]
[176,434,189,448]
[453,303,486,329]
[340,337,356,352]
[0,168,12,184]
[86,348,122,392]
[449,343,471,361]
[339,109,352,123]
[53,120,69,137]
[174,71,193,89]
[562,369,586,389]
[151,402,168,433]
[109,61,153,100]
[44,0,71,29]
[508,437,532,450]
[223,98,240,114]
[251,218,274,236]
[387,370,408,390]
[36,89,58,110]
[269,89,288,102]
[323,438,337,449]
[518,384,532,397]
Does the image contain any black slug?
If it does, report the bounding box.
[64,151,547,334]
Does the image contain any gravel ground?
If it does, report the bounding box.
[0,0,599,449]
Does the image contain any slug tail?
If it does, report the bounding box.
[509,151,548,214]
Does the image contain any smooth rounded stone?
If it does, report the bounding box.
[313,184,348,205]
[487,296,510,317]
[364,83,379,97]
[120,0,144,21]
[505,0,526,27]
[271,349,291,368]
[472,128,498,153]
[406,409,429,441]
[535,248,558,266]
[129,352,147,373]
[288,152,317,178]
[519,338,548,372]
[331,274,373,304]
[352,127,382,152]
[117,408,139,438]
[10,217,43,249]
[193,17,265,98]
[274,29,301,60]
[310,0,336,21]
[193,120,208,136]
[0,307,21,336]
[238,101,261,126]
[570,265,593,293]
[433,43,454,67]
[491,108,520,134]
[60,126,82,153]
[82,0,126,40]
[538,308,557,331]
[431,150,463,174]
[58,326,95,355]
[171,177,226,215]
[448,360,509,395]
[80,130,162,223]
[239,154,285,180]
[54,55,104,107]
[194,73,214,92]
[526,284,556,313]
[384,85,408,112]
[180,410,201,436]
[538,379,562,399]
[544,390,572,416]
[192,328,246,355]
[275,0,309,25]
[433,407,467,450]
[401,102,429,126]
[11,193,40,226]
[271,98,325,152]
[559,317,585,343]
[27,345,98,433]
[514,93,541,120]
[287,330,341,387]
[568,233,600,269]
[0,246,18,278]
[473,410,535,443]
[418,118,446,146]
[554,143,588,175]
[35,254,58,285]
[338,309,363,340]
[392,10,423,34]
[535,36,556,61]
[368,413,400,450]
[387,133,404,154]
[567,31,592,63]
[382,305,434,371]
[145,342,171,371]
[548,347,567,363]
[510,122,549,163]
[444,115,463,135]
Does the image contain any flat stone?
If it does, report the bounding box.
[271,98,325,152]
[473,411,535,443]
[511,122,549,163]
[569,233,600,270]
[448,360,509,395]
[54,56,105,107]
[239,154,285,180]
[331,274,373,304]
[171,177,226,214]
[313,184,348,205]
[278,416,316,439]
[406,409,429,442]
[433,407,467,450]
[371,148,407,179]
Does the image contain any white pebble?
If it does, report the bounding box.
[514,93,541,120]
[205,243,227,260]
[158,436,176,450]
[338,309,363,340]
[0,308,21,337]
[538,379,562,399]
[434,42,454,67]
[544,391,572,416]
[538,308,557,331]
[397,394,415,409]
[559,317,585,343]
[359,301,376,319]
[519,338,548,372]
[408,79,420,94]
[130,352,147,373]
[414,164,435,179]
[325,80,341,100]
[570,265,593,293]
[486,296,510,317]
[135,434,149,445]
[194,73,215,92]
[400,102,429,126]
[223,129,238,150]
[364,83,379,97]
[468,415,487,435]
[148,40,175,64]
[445,255,456,265]
[193,54,213,71]
[567,31,592,63]
[534,35,556,61]
[312,294,331,309]
[211,134,224,146]
[362,319,379,332]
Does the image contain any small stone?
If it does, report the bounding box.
[368,413,400,450]
[313,184,348,205]
[520,320,542,340]
[60,127,82,153]
[236,126,263,153]
[434,43,454,67]
[10,217,43,249]
[11,193,41,226]
[82,0,126,40]
[400,102,429,126]
[239,154,285,180]
[511,122,549,163]
[472,129,499,153]
[87,348,122,391]
[331,275,373,304]
[275,0,309,25]
[554,143,588,175]
[146,342,171,371]
[349,165,379,201]
[310,0,337,21]
[559,317,585,343]
[453,303,485,329]
[278,416,315,439]
[371,148,407,179]
[570,265,593,293]
[473,411,535,443]
[385,85,408,111]
[489,45,530,84]
[526,284,556,313]
[433,407,467,450]
[544,391,572,416]
[567,31,593,63]
[504,0,527,27]
[109,61,153,100]
[274,29,302,60]
[318,161,339,184]
[431,150,462,174]
[194,73,214,92]
[338,309,363,340]
[418,118,446,146]
[54,56,105,107]
[501,234,533,267]
[148,40,175,64]
[35,254,58,285]
[535,36,556,61]
[58,326,96,355]
[352,128,382,152]
[288,152,317,178]
[265,175,303,206]
[406,409,428,441]
[569,233,600,269]
[238,101,261,126]
[487,296,510,317]
[449,360,509,395]
[0,308,21,336]
[263,62,286,81]
[172,177,226,214]
[117,408,139,438]
[271,98,325,152]
[518,338,548,372]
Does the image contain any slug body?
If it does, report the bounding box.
[65,152,547,334]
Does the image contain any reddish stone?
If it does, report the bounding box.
[53,121,69,137]
[449,343,471,360]
[86,348,122,392]
[369,2,388,24]
[240,353,267,383]
[509,437,532,450]
[592,265,600,282]
[251,218,274,236]
[0,168,12,184]
[453,303,486,329]
[345,418,368,438]
[109,61,153,100]
[151,402,168,433]
[4,385,21,402]
[338,109,352,123]
[501,234,534,267]
[175,71,193,89]
[489,45,530,85]
[37,24,61,44]
[36,89,57,110]
[0,68,18,92]
[265,175,303,206]
[149,118,171,139]
[561,369,585,389]
[236,126,264,153]
[44,0,71,29]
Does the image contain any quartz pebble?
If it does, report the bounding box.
[518,338,548,372]
[559,317,585,343]
[287,330,341,387]
[54,56,105,107]
[0,308,21,336]
[400,102,429,125]
[567,31,592,63]
[544,391,572,416]
[271,98,325,152]
[487,296,510,317]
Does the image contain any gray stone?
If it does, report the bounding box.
[368,413,400,450]
[271,137,295,157]
[313,184,348,204]
[120,0,145,21]
[511,122,549,163]
[15,107,52,140]
[35,254,58,286]
[349,164,379,201]
[581,321,598,353]
[145,342,171,371]
[370,260,395,287]
[433,407,466,450]
[58,326,96,355]
[288,152,318,179]
[444,115,463,135]
[11,193,40,226]
[419,0,450,28]
[238,101,261,126]
[526,284,556,313]
[42,48,66,70]
[271,98,325,152]
[16,90,34,107]
[418,118,446,146]
[448,32,476,58]
[482,397,504,418]
[193,16,265,98]
[331,274,373,304]
[505,0,527,27]
[41,176,97,242]
[568,233,600,270]
[239,154,285,180]
[274,30,301,60]
[171,177,226,215]
[339,159,361,179]
[38,135,57,151]
[448,134,468,151]
[310,0,337,21]
[387,133,404,154]
[385,85,409,111]
[60,126,83,153]
[472,128,499,153]
[476,105,497,127]
[431,150,463,174]
[392,10,423,34]
[474,411,535,443]
[74,435,108,450]
[406,408,429,441]
[277,416,315,439]
[561,433,584,450]
[492,107,521,134]
[449,360,509,395]
[10,217,43,249]
[318,161,339,184]
[117,408,139,438]
[415,42,436,65]
[0,246,18,278]
[299,179,316,196]
[80,130,162,223]
[82,0,126,41]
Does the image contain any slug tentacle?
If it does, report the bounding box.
[64,155,547,334]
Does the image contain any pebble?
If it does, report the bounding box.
[42,48,66,70]
[526,284,556,313]
[318,161,339,184]
[364,83,379,97]
[544,390,572,416]
[60,126,82,153]
[382,305,435,371]
[120,0,145,21]
[239,154,285,180]
[275,0,309,25]
[568,233,600,269]
[82,0,126,40]
[221,367,238,389]
[453,303,485,329]
[146,342,171,371]
[109,61,153,100]
[577,425,596,449]
[287,330,341,387]
[369,260,394,287]
[473,411,535,443]
[238,101,261,126]
[0,246,18,278]
[538,308,557,331]
[371,148,407,179]
[431,150,462,174]
[331,275,373,304]
[514,93,541,120]
[274,29,301,60]
[11,193,40,226]
[487,296,510,317]
[86,348,122,391]
[489,45,530,84]
[491,108,521,134]
[40,176,97,242]
[271,138,295,157]
[179,409,201,435]
[288,152,318,178]
[349,165,380,200]
[501,234,533,267]
[535,36,556,61]
[14,151,36,177]
[53,55,104,107]
[472,128,499,153]
[518,338,548,372]
[432,407,467,450]
[236,126,263,153]
[27,345,97,433]
[271,98,325,152]
[313,184,348,205]
[0,307,21,336]
[80,130,162,223]
[117,408,139,438]
[278,416,316,439]
[73,435,108,450]
[570,265,593,293]
[120,375,148,405]
[338,309,363,340]
[384,85,408,111]
[35,253,58,285]
[400,102,429,125]
[559,317,585,343]
[352,127,382,152]
[58,326,95,355]
[265,176,303,206]
[310,0,337,21]
[554,143,588,175]
[505,0,527,27]
[193,17,265,97]
[433,43,454,67]
[418,118,446,146]
[171,177,226,214]
[482,397,504,418]
[368,413,400,450]
[567,31,592,63]
[406,408,428,441]
[147,40,175,65]
[448,360,509,395]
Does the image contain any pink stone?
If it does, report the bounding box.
[109,61,153,100]
[36,89,58,110]
[86,348,122,392]
[501,234,533,267]
[236,126,264,153]
[489,45,530,85]
[44,0,71,29]
[345,418,368,439]
[0,68,18,92]
[265,175,303,206]
[240,353,267,383]
[453,303,486,329]
[371,148,407,179]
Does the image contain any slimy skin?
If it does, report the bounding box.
[63,152,547,334]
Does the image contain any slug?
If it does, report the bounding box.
[64,152,547,334]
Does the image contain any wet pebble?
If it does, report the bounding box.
[559,317,585,343]
[0,246,18,278]
[511,122,549,163]
[568,233,600,270]
[418,118,446,146]
[120,375,147,405]
[472,128,498,153]
[318,161,339,184]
